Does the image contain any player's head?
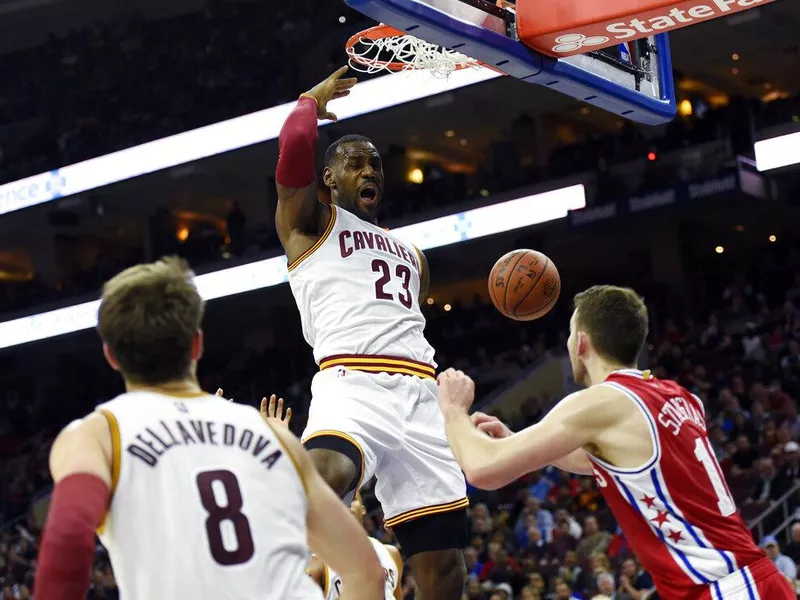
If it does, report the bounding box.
[567,285,648,387]
[97,256,205,387]
[349,489,367,523]
[323,135,383,223]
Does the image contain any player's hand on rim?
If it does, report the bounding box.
[436,368,476,414]
[260,394,292,429]
[301,66,358,123]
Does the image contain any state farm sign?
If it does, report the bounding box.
[518,0,776,58]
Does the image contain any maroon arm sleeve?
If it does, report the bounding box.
[35,473,110,600]
[275,96,319,189]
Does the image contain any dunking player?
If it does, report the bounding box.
[437,285,794,600]
[275,67,467,598]
[257,397,403,600]
[33,257,383,600]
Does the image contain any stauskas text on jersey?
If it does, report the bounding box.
[127,419,284,468]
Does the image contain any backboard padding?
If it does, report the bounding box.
[344,0,676,124]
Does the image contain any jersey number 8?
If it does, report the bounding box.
[196,470,255,565]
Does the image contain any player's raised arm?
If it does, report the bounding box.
[268,424,383,600]
[35,413,114,600]
[275,67,357,261]
[437,370,627,489]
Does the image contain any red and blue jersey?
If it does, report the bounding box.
[589,370,777,599]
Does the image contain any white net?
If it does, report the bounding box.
[346,31,481,79]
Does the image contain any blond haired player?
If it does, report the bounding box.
[275,67,467,599]
[33,257,383,600]
[437,285,794,600]
[256,397,403,600]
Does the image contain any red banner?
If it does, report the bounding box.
[517,0,776,57]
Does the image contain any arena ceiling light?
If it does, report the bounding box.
[0,184,585,349]
[754,131,800,172]
[0,68,500,217]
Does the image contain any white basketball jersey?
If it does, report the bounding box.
[323,538,399,600]
[96,391,323,600]
[287,206,435,366]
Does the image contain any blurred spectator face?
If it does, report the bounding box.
[751,383,767,405]
[464,546,479,569]
[527,527,542,544]
[791,523,800,543]
[557,520,570,536]
[473,503,489,520]
[555,508,569,522]
[471,536,485,553]
[720,389,736,409]
[526,497,541,513]
[584,516,599,535]
[488,542,501,562]
[758,459,776,479]
[777,425,790,445]
[765,541,779,559]
[732,376,745,395]
[495,549,509,566]
[529,572,545,591]
[473,517,489,534]
[622,558,637,578]
[564,551,578,567]
[763,419,776,438]
[598,572,615,595]
[489,593,509,600]
[555,581,572,599]
[737,435,751,451]
[520,586,539,600]
[710,426,726,444]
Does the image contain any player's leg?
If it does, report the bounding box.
[392,511,467,600]
[302,369,401,502]
[304,437,363,502]
[378,378,469,599]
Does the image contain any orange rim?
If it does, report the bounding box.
[345,24,479,72]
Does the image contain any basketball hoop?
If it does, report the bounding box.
[346,24,482,79]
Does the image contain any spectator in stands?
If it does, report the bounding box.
[782,522,800,566]
[596,571,617,599]
[549,519,578,563]
[731,434,761,474]
[464,546,483,578]
[555,508,582,539]
[555,579,581,600]
[749,457,790,504]
[489,582,513,600]
[762,536,798,580]
[617,558,654,600]
[576,516,611,562]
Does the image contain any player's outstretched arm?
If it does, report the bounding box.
[268,424,383,600]
[35,413,113,600]
[470,411,593,475]
[437,369,622,489]
[275,68,357,260]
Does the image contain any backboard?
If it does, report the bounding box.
[344,0,676,124]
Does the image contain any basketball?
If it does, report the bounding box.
[488,249,560,321]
